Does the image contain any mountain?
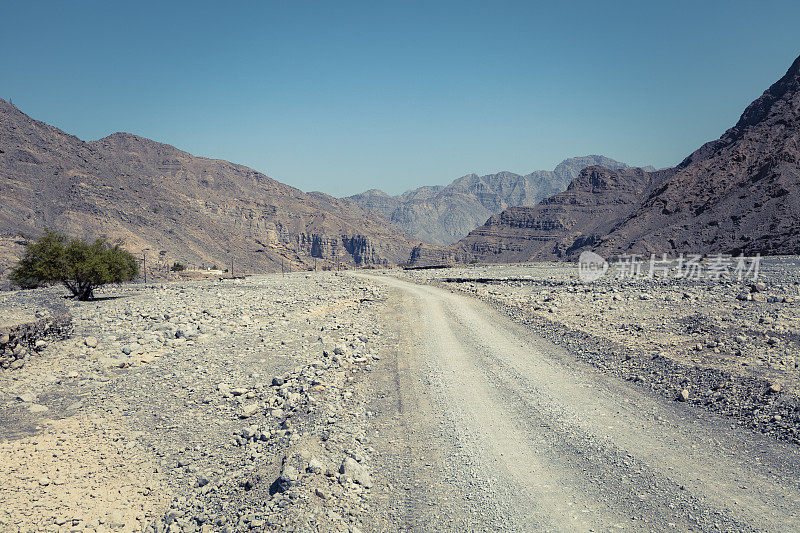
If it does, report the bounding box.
[456,54,800,262]
[346,156,644,245]
[596,54,800,257]
[0,99,419,275]
[455,166,673,262]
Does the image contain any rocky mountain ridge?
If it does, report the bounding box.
[347,156,645,245]
[0,99,420,274]
[596,54,800,257]
[456,166,674,262]
[456,54,800,262]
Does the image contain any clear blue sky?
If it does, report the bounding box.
[2,1,798,196]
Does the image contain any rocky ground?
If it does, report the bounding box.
[399,256,800,443]
[1,261,799,532]
[0,273,394,532]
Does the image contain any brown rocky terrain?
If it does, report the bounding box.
[597,54,800,257]
[456,166,674,262]
[347,156,641,245]
[0,99,420,276]
[457,54,800,262]
[0,273,397,531]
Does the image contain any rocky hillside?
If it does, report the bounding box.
[347,156,641,245]
[457,54,800,262]
[456,166,674,262]
[0,99,419,274]
[596,54,800,257]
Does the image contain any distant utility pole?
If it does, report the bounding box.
[141,249,150,284]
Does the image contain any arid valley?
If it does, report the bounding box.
[3,3,800,532]
[2,259,800,531]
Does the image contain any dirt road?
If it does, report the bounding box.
[3,271,800,532]
[364,274,800,531]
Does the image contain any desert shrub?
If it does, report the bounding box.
[171,261,186,272]
[10,229,139,300]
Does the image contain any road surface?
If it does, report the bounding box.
[363,274,800,531]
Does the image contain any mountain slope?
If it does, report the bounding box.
[455,166,673,261]
[596,54,800,257]
[347,156,641,245]
[456,54,800,262]
[0,99,418,274]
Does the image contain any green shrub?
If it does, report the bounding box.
[171,262,186,272]
[10,229,139,300]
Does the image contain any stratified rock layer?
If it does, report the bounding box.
[347,156,639,245]
[458,54,800,262]
[457,166,672,261]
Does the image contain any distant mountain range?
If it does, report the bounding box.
[3,53,797,276]
[346,156,653,245]
[0,99,418,275]
[455,54,800,262]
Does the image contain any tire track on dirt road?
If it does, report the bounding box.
[363,273,800,531]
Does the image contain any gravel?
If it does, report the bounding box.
[0,272,388,532]
[400,257,800,444]
[2,259,799,531]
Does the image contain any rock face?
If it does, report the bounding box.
[0,314,72,370]
[347,156,640,245]
[457,54,800,262]
[407,242,468,267]
[456,166,673,261]
[0,100,418,272]
[596,54,800,257]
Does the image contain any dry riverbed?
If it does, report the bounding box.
[2,262,800,532]
[0,273,391,532]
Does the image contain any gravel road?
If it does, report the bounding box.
[2,271,800,532]
[363,273,800,531]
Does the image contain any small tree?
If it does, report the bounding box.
[10,230,139,300]
[171,261,186,272]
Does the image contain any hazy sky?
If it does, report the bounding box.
[2,1,798,196]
